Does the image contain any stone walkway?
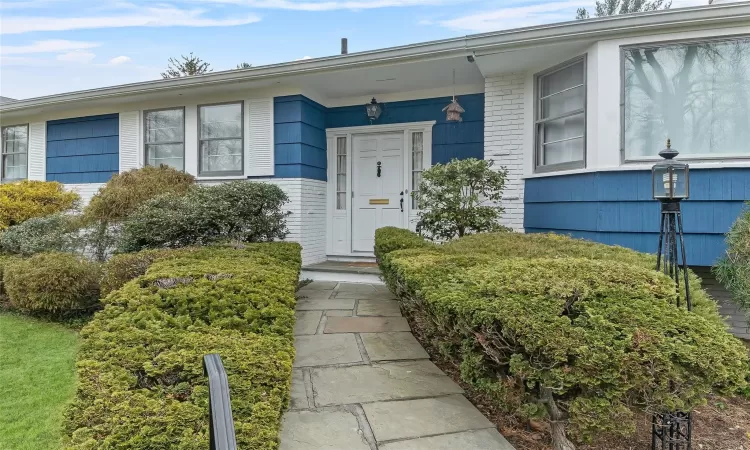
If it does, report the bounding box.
[280,281,514,450]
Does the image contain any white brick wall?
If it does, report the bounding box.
[484,72,526,231]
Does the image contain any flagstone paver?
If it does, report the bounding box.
[279,281,514,450]
[362,395,494,442]
[356,300,402,316]
[359,332,429,361]
[324,317,411,333]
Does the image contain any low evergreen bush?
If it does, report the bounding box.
[64,243,301,449]
[0,254,19,300]
[100,248,188,296]
[377,230,748,448]
[117,181,289,252]
[0,213,82,256]
[0,180,79,230]
[373,227,433,263]
[715,205,750,324]
[4,252,100,317]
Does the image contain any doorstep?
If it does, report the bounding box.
[301,260,383,284]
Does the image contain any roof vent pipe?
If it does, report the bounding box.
[341,38,348,55]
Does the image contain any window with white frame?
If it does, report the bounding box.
[623,36,750,159]
[145,108,184,170]
[336,137,347,210]
[411,132,424,209]
[199,102,243,176]
[1,124,28,182]
[535,58,586,171]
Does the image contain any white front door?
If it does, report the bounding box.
[351,132,405,252]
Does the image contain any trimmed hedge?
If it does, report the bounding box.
[0,254,19,300]
[377,229,748,445]
[374,227,433,263]
[64,243,301,450]
[4,253,100,317]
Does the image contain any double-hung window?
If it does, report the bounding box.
[199,102,243,176]
[623,36,750,159]
[535,58,586,171]
[1,124,28,182]
[144,108,185,170]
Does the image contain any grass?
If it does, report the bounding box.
[0,313,79,450]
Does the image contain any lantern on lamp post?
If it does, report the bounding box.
[651,139,692,450]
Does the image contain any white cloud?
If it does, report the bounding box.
[108,55,131,65]
[439,0,592,32]
[0,39,99,55]
[56,50,96,63]
[195,0,451,11]
[1,5,261,34]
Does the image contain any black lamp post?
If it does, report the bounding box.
[651,139,692,450]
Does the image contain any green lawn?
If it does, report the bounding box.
[0,313,78,450]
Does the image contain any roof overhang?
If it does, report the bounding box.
[1,2,748,115]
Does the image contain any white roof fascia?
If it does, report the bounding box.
[1,2,748,114]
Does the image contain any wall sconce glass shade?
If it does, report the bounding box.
[366,97,382,120]
[652,140,689,200]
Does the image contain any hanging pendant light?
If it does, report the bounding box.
[443,69,465,122]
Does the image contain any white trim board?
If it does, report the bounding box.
[325,121,435,257]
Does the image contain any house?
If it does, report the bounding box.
[1,3,748,267]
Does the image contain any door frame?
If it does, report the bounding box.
[326,121,435,257]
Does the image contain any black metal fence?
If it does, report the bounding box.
[203,354,238,450]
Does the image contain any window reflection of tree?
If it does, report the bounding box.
[624,38,750,157]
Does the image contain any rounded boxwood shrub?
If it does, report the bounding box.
[0,180,79,230]
[5,252,100,316]
[100,248,186,296]
[377,231,749,448]
[0,213,82,256]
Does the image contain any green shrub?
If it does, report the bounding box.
[4,252,100,317]
[118,181,289,253]
[714,205,750,324]
[100,248,188,296]
[0,213,82,256]
[373,227,433,262]
[413,158,508,240]
[0,254,19,300]
[0,180,79,230]
[64,243,301,449]
[377,231,748,448]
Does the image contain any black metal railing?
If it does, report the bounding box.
[203,354,238,450]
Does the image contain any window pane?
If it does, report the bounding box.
[336,137,346,210]
[146,143,184,170]
[200,103,242,139]
[145,109,184,144]
[2,153,27,180]
[200,139,242,173]
[336,193,346,210]
[624,38,750,158]
[541,113,584,144]
[542,137,584,166]
[2,125,28,181]
[541,85,584,119]
[541,62,584,97]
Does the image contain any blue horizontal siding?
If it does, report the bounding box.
[273,95,327,181]
[326,93,484,165]
[524,169,750,266]
[46,114,119,184]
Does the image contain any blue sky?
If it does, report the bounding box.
[0,0,704,99]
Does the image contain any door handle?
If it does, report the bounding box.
[400,191,404,212]
[377,161,382,178]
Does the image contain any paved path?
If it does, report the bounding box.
[280,281,514,450]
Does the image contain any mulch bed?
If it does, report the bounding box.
[405,311,750,450]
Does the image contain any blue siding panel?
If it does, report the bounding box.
[273,96,327,181]
[524,169,750,266]
[46,114,119,184]
[326,93,484,166]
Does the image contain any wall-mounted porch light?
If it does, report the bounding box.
[365,97,382,122]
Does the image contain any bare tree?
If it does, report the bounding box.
[161,53,212,79]
[236,62,252,69]
[576,0,671,19]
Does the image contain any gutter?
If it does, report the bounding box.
[2,2,749,114]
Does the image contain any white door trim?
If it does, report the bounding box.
[325,121,435,257]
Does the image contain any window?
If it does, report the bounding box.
[411,132,424,209]
[199,102,243,176]
[336,137,347,210]
[2,124,28,181]
[623,37,750,159]
[145,108,184,170]
[535,58,586,171]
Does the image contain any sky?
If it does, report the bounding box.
[0,0,710,100]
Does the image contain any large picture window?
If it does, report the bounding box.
[199,102,243,176]
[535,58,586,171]
[1,124,28,181]
[145,108,184,170]
[623,37,750,159]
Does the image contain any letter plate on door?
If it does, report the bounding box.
[369,199,389,205]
